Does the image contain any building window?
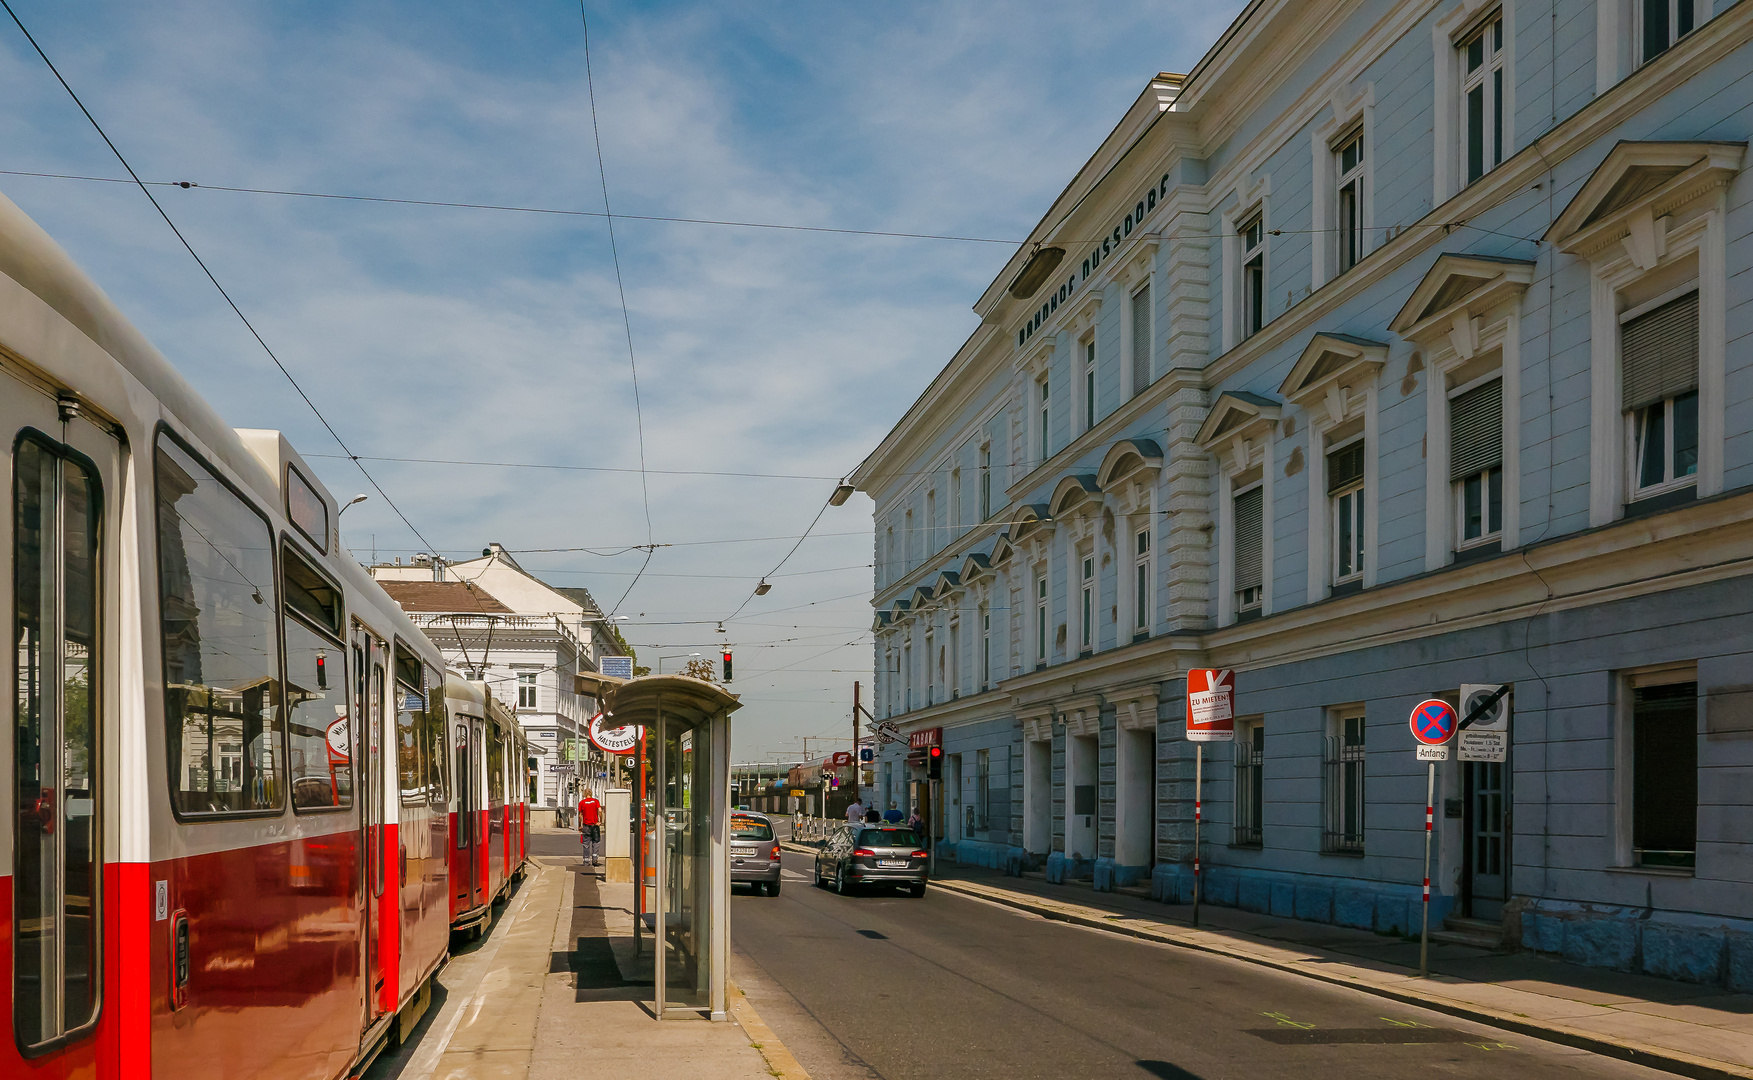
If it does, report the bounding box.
[1133,528,1152,632]
[904,508,914,566]
[1460,14,1505,185]
[1335,130,1365,274]
[1233,485,1264,614]
[1082,340,1097,433]
[903,644,912,711]
[1624,291,1700,500]
[951,467,962,531]
[1079,553,1095,652]
[1630,678,1697,869]
[517,671,537,709]
[926,489,937,556]
[980,605,991,688]
[1233,720,1264,847]
[1328,440,1366,584]
[1035,573,1048,663]
[979,445,992,521]
[1641,0,1697,64]
[1451,376,1504,547]
[1038,376,1051,462]
[1241,213,1265,338]
[1323,711,1366,853]
[1131,283,1152,394]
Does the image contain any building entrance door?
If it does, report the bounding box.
[1464,760,1509,920]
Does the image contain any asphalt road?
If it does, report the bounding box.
[729,849,1674,1080]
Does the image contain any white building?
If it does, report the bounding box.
[373,544,631,819]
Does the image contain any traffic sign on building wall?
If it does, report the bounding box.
[1458,683,1511,762]
[1186,669,1236,742]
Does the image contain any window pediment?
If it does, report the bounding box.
[958,552,993,585]
[1048,475,1103,521]
[1008,504,1055,544]
[1196,391,1282,450]
[1278,333,1388,411]
[932,571,962,599]
[988,533,1016,567]
[1096,438,1164,490]
[1547,141,1745,260]
[1390,253,1535,346]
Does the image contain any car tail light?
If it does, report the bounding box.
[911,850,929,859]
[769,845,781,861]
[853,848,875,857]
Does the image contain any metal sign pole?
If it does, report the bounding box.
[1193,744,1203,929]
[1419,759,1435,977]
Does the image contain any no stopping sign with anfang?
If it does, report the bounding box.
[1409,698,1457,761]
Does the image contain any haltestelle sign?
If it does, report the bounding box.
[587,711,640,755]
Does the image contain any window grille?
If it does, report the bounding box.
[1233,725,1264,847]
[1323,716,1366,853]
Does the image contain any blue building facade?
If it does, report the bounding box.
[852,0,1753,989]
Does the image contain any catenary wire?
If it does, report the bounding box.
[0,1,442,556]
[578,1,652,618]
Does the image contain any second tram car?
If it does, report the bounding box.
[0,185,527,1079]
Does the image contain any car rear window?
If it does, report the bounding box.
[731,815,774,840]
[858,828,919,848]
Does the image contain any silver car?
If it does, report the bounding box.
[814,824,929,897]
[731,811,783,895]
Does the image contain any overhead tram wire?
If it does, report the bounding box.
[0,2,439,556]
[0,170,1549,249]
[578,1,652,618]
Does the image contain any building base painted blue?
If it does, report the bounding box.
[1092,858,1151,891]
[1148,863,1449,937]
[1517,899,1753,991]
[1046,851,1095,884]
[937,839,1035,877]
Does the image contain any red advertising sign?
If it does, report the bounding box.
[907,727,943,750]
[1186,669,1236,742]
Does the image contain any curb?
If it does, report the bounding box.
[926,877,1753,1080]
[728,977,812,1080]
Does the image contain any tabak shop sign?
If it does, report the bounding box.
[587,711,640,755]
[1015,170,1177,350]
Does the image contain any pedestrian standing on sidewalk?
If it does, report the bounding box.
[846,797,865,823]
[579,790,603,865]
[883,803,904,823]
[907,809,924,839]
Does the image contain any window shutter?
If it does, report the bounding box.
[1449,377,1503,481]
[1621,292,1699,411]
[1233,486,1264,593]
[1131,284,1151,394]
[1326,442,1365,494]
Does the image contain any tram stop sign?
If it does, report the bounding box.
[1409,698,1457,761]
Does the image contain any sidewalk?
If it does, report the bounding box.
[396,833,806,1080]
[911,855,1753,1080]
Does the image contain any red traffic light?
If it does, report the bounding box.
[928,745,942,759]
[721,651,733,682]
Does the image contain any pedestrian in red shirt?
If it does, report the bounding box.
[579,793,603,865]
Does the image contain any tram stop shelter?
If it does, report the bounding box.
[594,673,740,1021]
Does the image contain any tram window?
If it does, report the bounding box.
[14,433,103,1048]
[155,432,283,816]
[393,641,425,804]
[488,729,505,804]
[284,617,351,810]
[424,662,448,801]
[281,543,341,635]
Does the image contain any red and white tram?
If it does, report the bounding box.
[0,189,527,1078]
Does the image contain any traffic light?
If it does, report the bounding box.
[927,744,942,780]
[721,650,733,682]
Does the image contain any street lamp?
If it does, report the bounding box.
[656,652,702,673]
[339,493,369,516]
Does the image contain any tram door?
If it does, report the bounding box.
[6,376,119,1058]
[453,715,476,911]
[353,627,389,1024]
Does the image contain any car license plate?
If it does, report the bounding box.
[877,859,908,868]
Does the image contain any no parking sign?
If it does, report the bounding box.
[1408,698,1456,762]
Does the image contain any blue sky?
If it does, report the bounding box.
[0,0,1242,759]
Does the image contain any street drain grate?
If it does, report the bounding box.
[1245,1027,1476,1045]
[856,929,888,939]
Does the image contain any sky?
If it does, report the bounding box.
[0,0,1243,761]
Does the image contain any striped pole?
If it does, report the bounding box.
[1193,744,1203,929]
[1419,761,1436,977]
